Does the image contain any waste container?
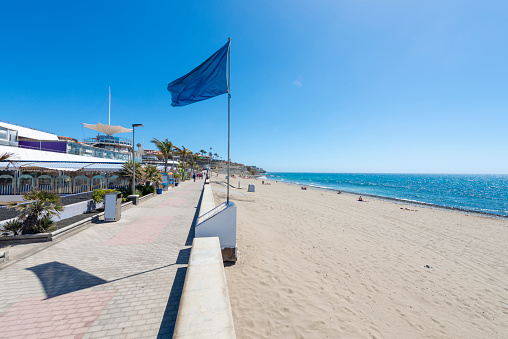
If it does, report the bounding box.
[248,184,255,192]
[105,192,122,221]
[156,188,163,194]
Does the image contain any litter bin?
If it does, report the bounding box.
[105,192,122,221]
[248,184,255,192]
[156,188,163,194]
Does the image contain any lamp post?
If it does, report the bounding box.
[209,147,212,177]
[132,124,143,194]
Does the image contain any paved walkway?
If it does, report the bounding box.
[0,179,204,339]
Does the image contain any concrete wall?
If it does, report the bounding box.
[52,200,103,222]
[173,237,236,338]
[196,183,237,261]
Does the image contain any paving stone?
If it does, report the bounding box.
[0,181,203,338]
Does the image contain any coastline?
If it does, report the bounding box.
[265,177,508,220]
[213,173,508,338]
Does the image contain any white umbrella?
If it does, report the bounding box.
[82,122,132,136]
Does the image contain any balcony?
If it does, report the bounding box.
[82,135,132,148]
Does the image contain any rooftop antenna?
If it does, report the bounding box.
[108,86,111,125]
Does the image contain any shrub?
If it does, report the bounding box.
[37,215,55,233]
[92,188,118,203]
[136,184,155,196]
[117,186,131,200]
[2,219,23,236]
[13,189,63,235]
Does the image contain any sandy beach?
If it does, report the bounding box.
[210,174,507,338]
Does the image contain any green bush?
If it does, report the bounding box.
[136,184,155,196]
[117,187,131,200]
[37,216,55,233]
[92,189,118,203]
[14,189,63,235]
[2,219,23,236]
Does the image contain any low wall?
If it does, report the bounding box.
[173,237,236,338]
[52,200,103,222]
[199,184,215,217]
[196,183,237,261]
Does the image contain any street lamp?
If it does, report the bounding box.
[209,147,212,177]
[132,124,143,195]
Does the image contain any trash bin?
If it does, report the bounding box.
[156,188,163,194]
[248,184,255,192]
[105,192,122,221]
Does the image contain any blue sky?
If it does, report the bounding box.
[1,1,507,173]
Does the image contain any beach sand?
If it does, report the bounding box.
[210,174,508,338]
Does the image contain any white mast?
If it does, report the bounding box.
[108,86,111,125]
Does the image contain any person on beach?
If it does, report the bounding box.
[358,196,363,201]
[193,174,196,182]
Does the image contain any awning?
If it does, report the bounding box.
[0,161,124,173]
[82,123,132,136]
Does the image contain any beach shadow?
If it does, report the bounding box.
[156,266,187,338]
[26,261,107,299]
[176,247,190,264]
[185,186,205,246]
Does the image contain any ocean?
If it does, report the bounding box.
[265,173,508,217]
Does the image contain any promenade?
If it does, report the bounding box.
[0,179,204,339]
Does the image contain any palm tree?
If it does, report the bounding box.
[0,152,13,162]
[187,160,196,177]
[200,149,206,157]
[144,164,162,188]
[151,138,174,173]
[177,146,192,179]
[15,190,63,234]
[120,161,145,183]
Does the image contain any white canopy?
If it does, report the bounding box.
[0,161,124,172]
[82,123,132,136]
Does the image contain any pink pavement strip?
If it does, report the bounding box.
[173,190,191,195]
[156,198,186,208]
[0,290,116,339]
[102,215,173,246]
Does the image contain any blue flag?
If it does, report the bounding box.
[167,41,229,107]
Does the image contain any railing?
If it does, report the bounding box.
[18,185,33,194]
[18,142,136,162]
[108,184,129,190]
[55,184,72,195]
[0,183,130,195]
[0,185,14,195]
[38,184,53,191]
[82,136,132,147]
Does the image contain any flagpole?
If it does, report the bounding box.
[227,38,231,205]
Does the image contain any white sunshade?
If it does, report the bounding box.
[82,123,132,136]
